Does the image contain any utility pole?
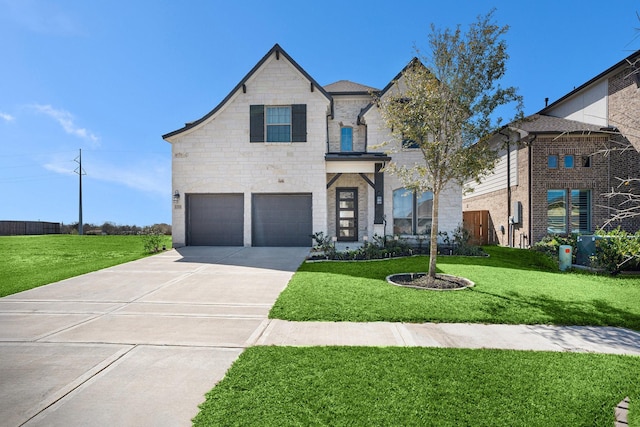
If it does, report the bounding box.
[74,149,86,235]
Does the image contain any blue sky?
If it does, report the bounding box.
[1,0,638,227]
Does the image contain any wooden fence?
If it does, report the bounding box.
[0,221,61,236]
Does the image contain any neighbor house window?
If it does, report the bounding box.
[547,189,591,234]
[582,155,591,167]
[340,127,353,151]
[402,134,420,149]
[548,155,558,168]
[570,189,591,234]
[250,104,306,142]
[564,155,574,168]
[547,189,567,234]
[393,188,433,235]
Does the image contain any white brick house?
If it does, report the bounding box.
[163,44,462,247]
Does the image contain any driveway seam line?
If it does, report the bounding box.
[18,345,136,427]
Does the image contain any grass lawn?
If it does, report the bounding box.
[193,346,639,426]
[0,234,172,297]
[270,246,640,330]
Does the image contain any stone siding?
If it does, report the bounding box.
[328,95,370,152]
[170,54,330,246]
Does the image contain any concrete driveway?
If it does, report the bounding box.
[0,246,309,427]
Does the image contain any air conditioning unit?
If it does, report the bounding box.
[512,201,522,225]
[576,235,604,266]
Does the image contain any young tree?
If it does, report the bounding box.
[377,10,523,284]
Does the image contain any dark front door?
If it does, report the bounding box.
[337,188,357,241]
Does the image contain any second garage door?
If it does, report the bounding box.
[252,194,312,247]
[187,194,244,246]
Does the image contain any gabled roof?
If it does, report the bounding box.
[539,49,640,115]
[358,57,423,121]
[323,80,379,95]
[163,44,332,141]
[513,114,605,135]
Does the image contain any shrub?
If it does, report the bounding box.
[310,232,336,259]
[141,226,165,253]
[307,231,486,261]
[591,228,640,274]
[438,226,484,256]
[530,234,578,266]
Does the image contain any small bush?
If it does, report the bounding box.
[438,226,484,256]
[141,226,165,253]
[309,232,336,258]
[530,234,578,266]
[591,228,640,274]
[307,230,485,261]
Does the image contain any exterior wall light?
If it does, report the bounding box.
[173,191,180,203]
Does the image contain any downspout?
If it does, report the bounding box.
[528,134,537,244]
[499,130,511,247]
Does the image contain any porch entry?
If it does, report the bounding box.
[336,188,358,241]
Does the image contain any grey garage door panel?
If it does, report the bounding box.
[188,194,244,246]
[252,194,312,247]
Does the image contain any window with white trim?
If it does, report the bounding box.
[250,104,306,142]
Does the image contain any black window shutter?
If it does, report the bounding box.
[250,105,264,142]
[291,104,306,142]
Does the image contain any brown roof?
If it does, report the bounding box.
[513,114,605,134]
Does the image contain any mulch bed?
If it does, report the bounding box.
[387,273,474,291]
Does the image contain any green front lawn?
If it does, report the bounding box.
[193,346,639,426]
[270,246,640,330]
[0,234,172,297]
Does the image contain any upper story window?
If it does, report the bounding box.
[402,138,420,149]
[564,155,574,168]
[548,155,558,168]
[340,127,353,151]
[250,104,307,143]
[266,107,291,142]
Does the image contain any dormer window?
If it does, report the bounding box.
[340,127,353,151]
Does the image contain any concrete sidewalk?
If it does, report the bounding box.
[257,320,640,355]
[1,247,639,426]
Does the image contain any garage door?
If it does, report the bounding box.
[252,194,312,247]
[187,194,243,246]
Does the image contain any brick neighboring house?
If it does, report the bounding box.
[463,49,640,247]
[163,44,461,247]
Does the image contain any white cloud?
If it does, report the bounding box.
[31,104,100,146]
[0,112,15,122]
[43,156,170,197]
[91,161,169,196]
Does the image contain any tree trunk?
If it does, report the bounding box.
[428,189,439,282]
